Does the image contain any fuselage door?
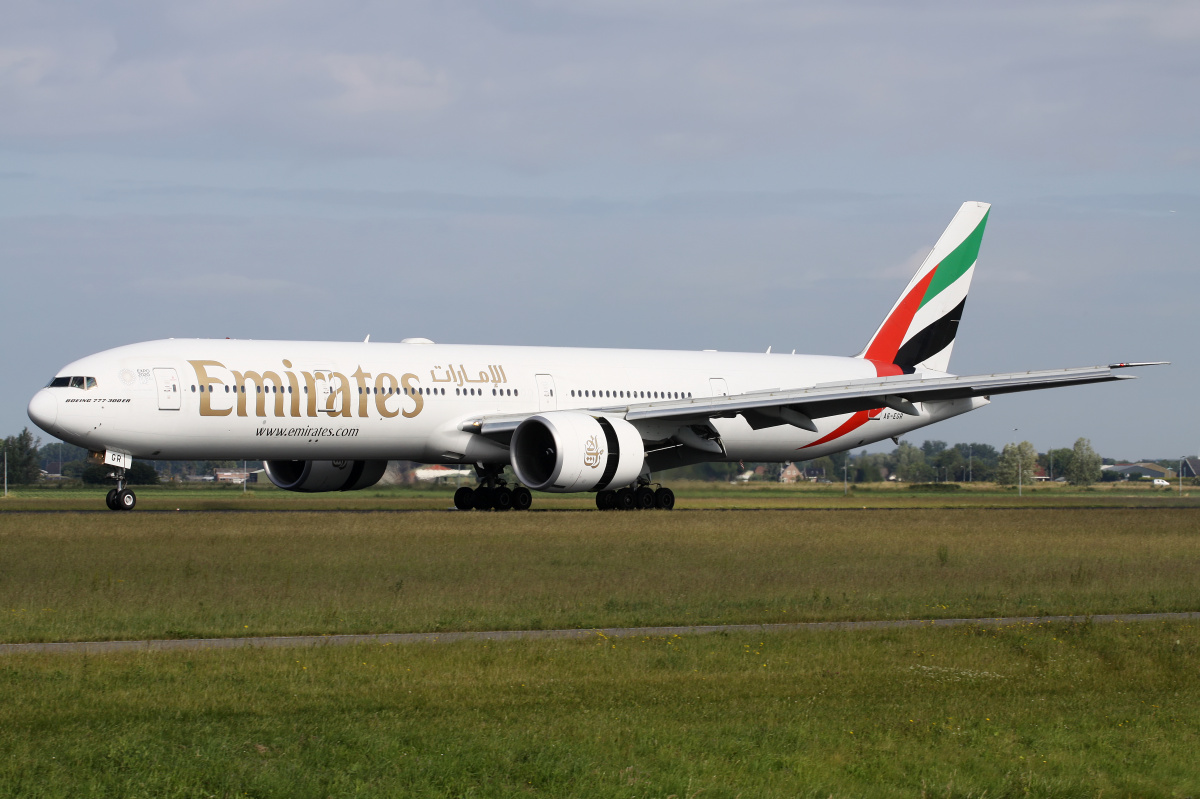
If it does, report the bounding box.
[709,378,729,397]
[154,368,181,410]
[313,369,343,416]
[535,374,557,412]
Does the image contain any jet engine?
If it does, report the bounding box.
[263,459,388,492]
[510,412,644,493]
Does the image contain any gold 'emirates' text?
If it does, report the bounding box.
[188,360,423,419]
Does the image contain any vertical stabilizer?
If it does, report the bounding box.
[858,201,990,373]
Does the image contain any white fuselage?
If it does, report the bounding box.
[28,338,984,465]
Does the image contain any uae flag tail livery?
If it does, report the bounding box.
[858,201,988,376]
[26,201,1164,512]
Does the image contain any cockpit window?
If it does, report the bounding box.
[47,376,97,390]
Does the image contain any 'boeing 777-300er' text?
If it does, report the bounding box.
[27,202,1162,511]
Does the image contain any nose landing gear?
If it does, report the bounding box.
[104,468,137,511]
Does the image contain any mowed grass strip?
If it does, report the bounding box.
[1,622,1197,797]
[2,479,1198,511]
[1,509,1198,643]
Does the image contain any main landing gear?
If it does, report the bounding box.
[453,465,533,512]
[595,483,674,511]
[104,468,137,511]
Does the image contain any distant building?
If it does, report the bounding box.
[410,464,474,483]
[779,463,802,483]
[1181,458,1200,479]
[1108,463,1175,480]
[213,469,253,484]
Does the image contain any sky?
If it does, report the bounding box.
[1,0,1196,461]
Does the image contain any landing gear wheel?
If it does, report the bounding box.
[635,486,656,510]
[654,487,675,510]
[116,489,136,511]
[595,490,617,511]
[616,487,636,510]
[453,486,475,510]
[105,489,119,510]
[493,487,513,511]
[472,487,494,511]
[511,486,533,511]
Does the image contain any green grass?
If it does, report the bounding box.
[3,478,1197,511]
[2,621,1197,797]
[2,509,1198,643]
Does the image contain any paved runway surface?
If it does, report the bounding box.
[3,612,1198,656]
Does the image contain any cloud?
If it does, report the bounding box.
[1,0,1197,167]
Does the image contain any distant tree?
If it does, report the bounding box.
[996,441,1038,486]
[894,441,933,482]
[1043,447,1074,482]
[936,447,964,482]
[2,428,42,485]
[811,453,840,479]
[921,440,948,460]
[952,443,998,482]
[81,464,111,484]
[127,462,160,485]
[1065,438,1101,486]
[39,441,87,475]
[854,451,888,482]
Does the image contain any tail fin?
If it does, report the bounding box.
[858,201,990,374]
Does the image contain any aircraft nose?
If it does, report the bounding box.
[27,389,58,433]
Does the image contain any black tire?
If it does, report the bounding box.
[493,487,513,511]
[654,487,675,510]
[616,487,636,510]
[453,486,475,510]
[472,487,494,511]
[105,489,119,510]
[595,490,616,510]
[635,486,656,509]
[117,489,136,511]
[511,486,533,511]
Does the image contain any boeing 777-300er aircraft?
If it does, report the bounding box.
[27,202,1162,511]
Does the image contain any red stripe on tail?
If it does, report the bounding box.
[862,269,936,363]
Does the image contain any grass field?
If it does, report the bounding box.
[3,501,1198,796]
[2,621,1197,796]
[1,478,1198,512]
[2,508,1198,643]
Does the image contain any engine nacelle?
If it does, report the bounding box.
[510,412,645,493]
[263,459,388,493]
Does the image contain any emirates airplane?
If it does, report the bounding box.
[26,202,1160,512]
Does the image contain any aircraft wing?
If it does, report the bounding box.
[460,363,1163,442]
